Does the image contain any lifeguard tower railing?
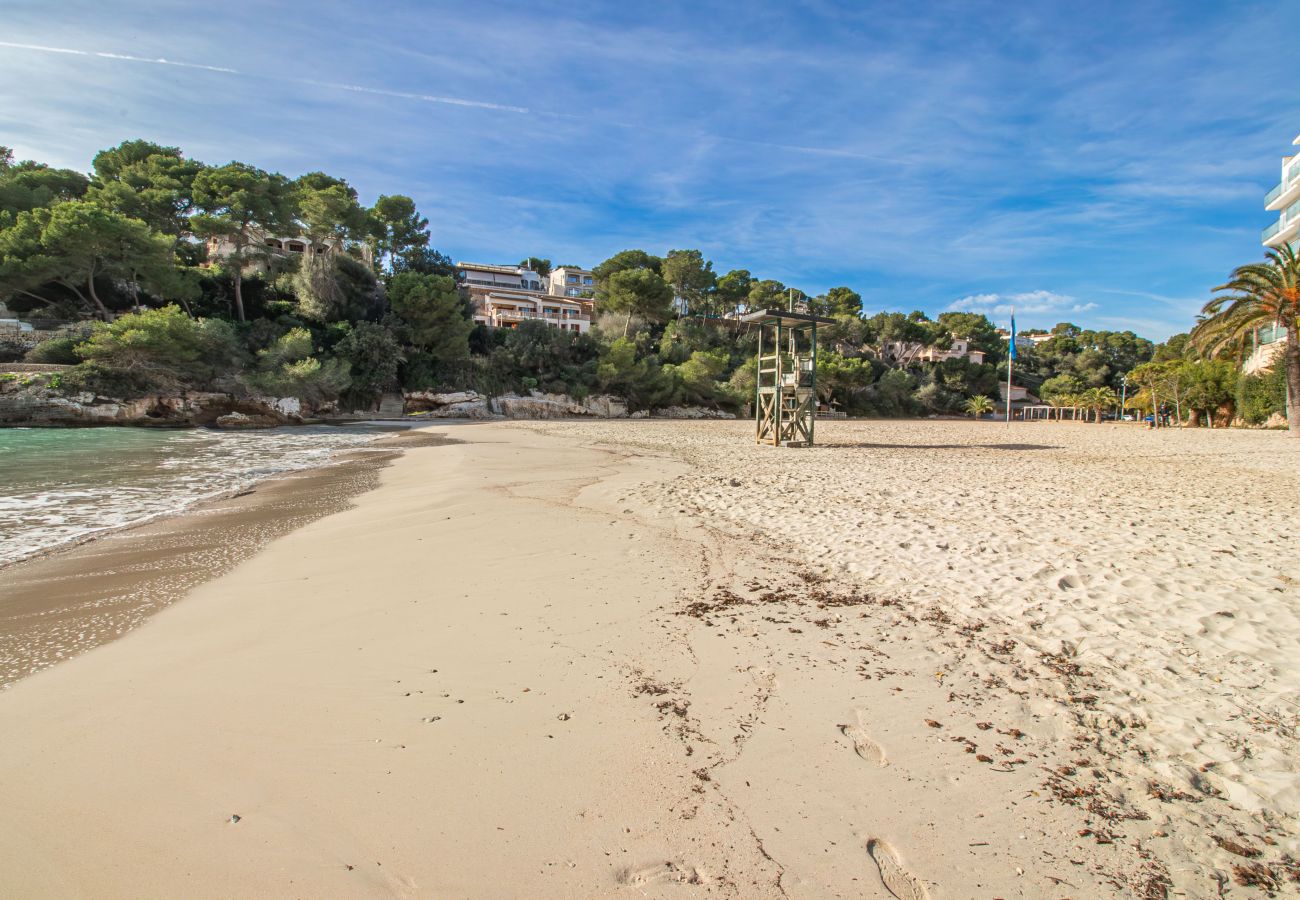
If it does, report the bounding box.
[741,308,834,447]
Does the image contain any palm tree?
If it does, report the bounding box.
[1192,244,1300,436]
[1057,392,1083,421]
[1082,386,1117,423]
[963,394,994,418]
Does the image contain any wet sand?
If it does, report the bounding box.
[0,428,454,688]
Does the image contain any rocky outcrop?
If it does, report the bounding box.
[403,390,629,420]
[404,390,494,419]
[0,375,310,428]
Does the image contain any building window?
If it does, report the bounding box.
[582,277,593,285]
[567,275,578,284]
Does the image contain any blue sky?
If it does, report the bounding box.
[2,0,1296,339]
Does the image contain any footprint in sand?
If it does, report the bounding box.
[866,838,930,900]
[839,710,887,767]
[618,861,706,887]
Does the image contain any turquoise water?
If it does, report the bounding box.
[0,426,390,566]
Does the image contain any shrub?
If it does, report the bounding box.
[72,305,245,393]
[25,330,88,364]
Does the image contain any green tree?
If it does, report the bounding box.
[592,249,661,288]
[874,368,917,416]
[1192,244,1300,436]
[190,163,297,322]
[817,286,863,318]
[293,252,384,324]
[1151,332,1191,363]
[368,195,430,274]
[1236,364,1286,425]
[388,272,472,363]
[603,267,674,335]
[518,257,552,278]
[335,321,403,408]
[296,172,368,251]
[243,326,350,403]
[597,336,665,410]
[715,269,753,312]
[0,148,89,224]
[1182,359,1237,427]
[1039,373,1086,403]
[0,201,181,318]
[936,311,1001,360]
[87,140,205,237]
[660,249,715,315]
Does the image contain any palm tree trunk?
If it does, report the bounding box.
[1286,322,1300,437]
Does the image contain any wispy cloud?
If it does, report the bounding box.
[948,290,1099,318]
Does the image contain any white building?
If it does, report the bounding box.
[1263,134,1300,251]
[1242,323,1286,375]
[457,262,545,293]
[549,266,595,299]
[471,291,590,333]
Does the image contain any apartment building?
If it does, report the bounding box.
[456,262,591,333]
[549,266,595,299]
[1263,134,1300,252]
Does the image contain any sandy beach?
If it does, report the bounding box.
[0,419,1297,897]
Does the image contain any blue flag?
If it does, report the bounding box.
[1008,313,1017,361]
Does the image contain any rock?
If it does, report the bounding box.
[229,814,241,824]
[0,376,312,428]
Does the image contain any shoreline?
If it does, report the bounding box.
[0,420,445,572]
[0,427,456,689]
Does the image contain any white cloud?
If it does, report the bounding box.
[947,290,1099,317]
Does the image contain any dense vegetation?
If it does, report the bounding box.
[15,138,1286,424]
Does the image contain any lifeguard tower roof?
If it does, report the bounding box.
[740,309,835,327]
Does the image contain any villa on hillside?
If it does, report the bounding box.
[880,338,986,366]
[995,328,1049,350]
[456,262,592,333]
[203,229,351,266]
[917,337,986,365]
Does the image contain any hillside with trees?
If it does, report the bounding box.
[2,140,1170,421]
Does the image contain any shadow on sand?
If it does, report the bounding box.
[820,441,1060,451]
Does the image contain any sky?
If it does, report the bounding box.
[1,0,1296,340]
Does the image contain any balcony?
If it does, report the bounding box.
[1263,198,1300,247]
[1266,158,1300,211]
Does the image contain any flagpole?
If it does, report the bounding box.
[1005,308,1014,427]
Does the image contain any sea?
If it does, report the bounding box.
[0,425,395,567]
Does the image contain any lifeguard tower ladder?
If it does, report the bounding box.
[741,308,834,447]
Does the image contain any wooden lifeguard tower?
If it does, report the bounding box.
[741,307,834,447]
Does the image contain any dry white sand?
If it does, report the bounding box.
[518,417,1300,896]
[0,419,1296,898]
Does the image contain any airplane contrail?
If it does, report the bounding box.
[0,40,529,114]
[0,41,240,74]
[1,39,885,159]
